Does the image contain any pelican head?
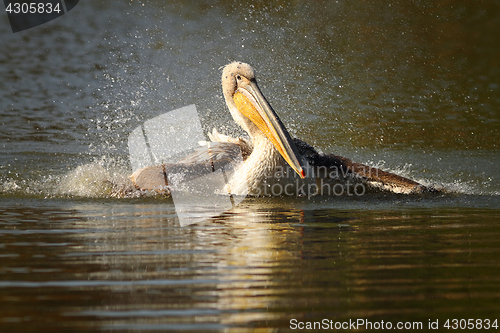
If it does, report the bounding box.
[221,62,305,179]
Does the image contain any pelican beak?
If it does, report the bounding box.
[233,78,305,179]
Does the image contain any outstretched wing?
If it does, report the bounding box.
[129,141,246,193]
[294,138,437,194]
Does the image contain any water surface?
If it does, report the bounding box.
[1,0,499,331]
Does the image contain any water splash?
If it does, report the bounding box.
[57,163,130,198]
[358,157,498,196]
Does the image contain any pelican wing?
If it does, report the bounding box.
[130,141,246,193]
[294,138,436,194]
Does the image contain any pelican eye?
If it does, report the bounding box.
[235,74,242,81]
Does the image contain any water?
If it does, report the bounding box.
[1,0,499,331]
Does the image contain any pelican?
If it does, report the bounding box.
[130,62,436,196]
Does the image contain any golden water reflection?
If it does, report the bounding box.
[1,199,500,331]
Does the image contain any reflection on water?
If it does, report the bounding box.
[1,200,500,331]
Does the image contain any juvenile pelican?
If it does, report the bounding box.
[216,61,306,195]
[130,62,435,196]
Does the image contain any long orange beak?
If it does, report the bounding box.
[233,78,305,179]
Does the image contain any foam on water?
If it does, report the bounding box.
[354,157,498,197]
[57,163,133,198]
[1,151,497,200]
